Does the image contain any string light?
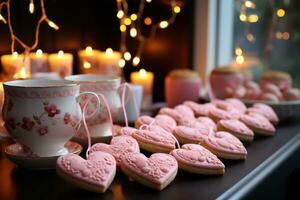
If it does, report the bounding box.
[159,21,169,29]
[106,48,113,56]
[276,9,285,17]
[236,55,245,64]
[247,14,259,23]
[0,14,7,23]
[46,19,59,30]
[173,6,181,13]
[235,47,243,56]
[83,61,91,69]
[144,17,152,25]
[118,59,126,68]
[36,49,43,57]
[246,33,256,43]
[120,24,126,32]
[58,50,64,58]
[117,10,124,19]
[132,56,140,66]
[124,18,131,25]
[124,51,131,61]
[29,0,34,14]
[130,14,137,21]
[239,14,247,22]
[245,1,255,8]
[282,32,290,40]
[130,28,137,37]
[85,46,93,55]
[146,0,152,2]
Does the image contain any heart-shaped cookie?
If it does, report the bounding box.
[174,104,195,119]
[170,144,225,175]
[203,131,247,160]
[133,125,177,153]
[240,113,275,136]
[56,151,116,193]
[114,126,137,136]
[135,115,177,132]
[173,126,209,144]
[184,101,216,117]
[89,136,140,167]
[120,152,178,191]
[248,103,279,125]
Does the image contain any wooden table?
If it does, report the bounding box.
[1,118,300,200]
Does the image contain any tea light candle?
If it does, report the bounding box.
[48,50,73,78]
[29,49,48,73]
[1,52,24,79]
[97,48,121,76]
[130,69,154,107]
[78,46,101,74]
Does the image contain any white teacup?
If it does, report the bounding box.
[65,75,121,140]
[2,80,87,157]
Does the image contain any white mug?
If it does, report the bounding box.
[2,79,98,157]
[65,75,121,140]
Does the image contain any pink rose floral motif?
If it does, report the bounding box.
[64,113,71,124]
[44,104,60,117]
[7,118,16,129]
[37,126,48,136]
[21,117,35,131]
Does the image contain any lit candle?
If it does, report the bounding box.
[78,46,101,74]
[29,49,48,73]
[48,50,73,78]
[130,69,154,107]
[1,52,30,79]
[97,48,121,76]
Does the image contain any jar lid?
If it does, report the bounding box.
[211,67,241,74]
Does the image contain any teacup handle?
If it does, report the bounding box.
[75,92,101,120]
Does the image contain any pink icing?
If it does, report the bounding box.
[196,117,217,129]
[225,98,247,113]
[184,101,202,115]
[56,151,116,188]
[121,152,178,184]
[173,126,209,143]
[174,104,195,119]
[179,118,211,131]
[89,136,140,166]
[204,131,247,155]
[158,107,182,121]
[118,127,138,136]
[209,107,233,121]
[170,144,224,169]
[252,103,279,123]
[218,119,254,136]
[133,126,176,149]
[154,114,177,132]
[240,113,275,132]
[135,115,154,127]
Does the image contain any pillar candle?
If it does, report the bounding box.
[78,46,101,74]
[130,69,154,107]
[1,52,30,79]
[29,49,48,73]
[48,50,73,78]
[97,48,121,76]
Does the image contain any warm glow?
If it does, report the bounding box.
[0,14,7,23]
[282,32,290,40]
[58,50,64,58]
[248,14,258,23]
[47,20,59,30]
[144,17,152,25]
[245,1,255,8]
[277,9,285,18]
[124,18,131,26]
[236,55,244,64]
[130,14,138,21]
[130,28,137,37]
[173,6,181,13]
[14,67,28,79]
[146,0,152,2]
[85,46,93,55]
[276,31,282,39]
[239,14,247,22]
[83,61,91,69]
[106,48,113,56]
[120,24,126,32]
[29,2,34,14]
[159,21,169,29]
[132,56,140,66]
[246,33,256,42]
[139,69,146,77]
[36,49,43,57]
[118,59,126,68]
[235,47,243,56]
[124,52,131,61]
[12,52,18,58]
[117,10,124,19]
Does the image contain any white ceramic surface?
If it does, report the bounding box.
[3,80,82,157]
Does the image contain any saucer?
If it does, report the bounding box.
[5,141,82,170]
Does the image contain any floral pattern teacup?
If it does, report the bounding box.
[2,80,84,157]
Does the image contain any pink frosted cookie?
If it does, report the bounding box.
[133,125,177,153]
[170,144,225,175]
[192,103,216,117]
[89,136,140,167]
[120,152,178,191]
[134,115,177,132]
[158,107,183,122]
[203,131,247,160]
[225,98,247,113]
[174,104,195,119]
[283,88,300,101]
[196,117,217,130]
[172,126,209,144]
[135,115,155,128]
[208,107,233,122]
[184,101,203,117]
[217,119,254,142]
[114,126,137,136]
[178,118,211,130]
[251,103,279,125]
[240,113,275,136]
[56,151,116,193]
[262,83,282,100]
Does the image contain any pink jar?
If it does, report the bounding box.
[210,67,243,99]
[165,69,202,107]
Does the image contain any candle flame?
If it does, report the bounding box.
[29,2,34,14]
[236,55,244,64]
[139,69,146,77]
[124,52,131,61]
[106,48,113,56]
[118,59,126,68]
[83,61,91,69]
[36,49,43,57]
[14,67,28,79]
[85,46,93,55]
[58,50,64,58]
[133,56,140,66]
[12,52,18,58]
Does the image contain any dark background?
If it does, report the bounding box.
[0,0,195,102]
